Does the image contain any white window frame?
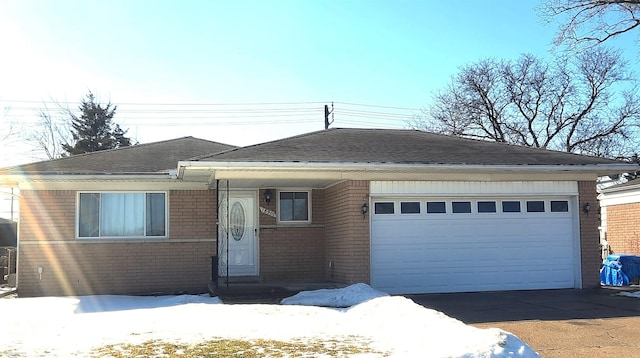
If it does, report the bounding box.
[277,190,312,224]
[76,191,168,239]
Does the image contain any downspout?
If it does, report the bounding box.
[226,179,230,288]
[213,179,219,290]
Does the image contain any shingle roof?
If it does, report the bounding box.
[4,137,236,174]
[196,128,622,166]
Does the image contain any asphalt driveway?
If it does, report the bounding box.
[407,287,640,357]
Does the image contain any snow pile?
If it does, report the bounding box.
[1,284,539,357]
[346,295,535,357]
[281,282,388,307]
[618,291,640,299]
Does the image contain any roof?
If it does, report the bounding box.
[601,177,640,193]
[196,128,625,166]
[2,137,236,175]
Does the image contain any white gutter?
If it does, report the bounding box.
[177,160,639,176]
[0,173,172,185]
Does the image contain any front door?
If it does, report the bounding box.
[219,191,258,276]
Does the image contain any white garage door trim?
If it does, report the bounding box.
[371,180,579,196]
[370,181,582,294]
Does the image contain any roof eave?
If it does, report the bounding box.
[178,160,638,177]
[0,172,173,186]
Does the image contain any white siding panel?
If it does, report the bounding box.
[370,181,578,196]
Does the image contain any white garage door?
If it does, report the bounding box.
[371,197,578,294]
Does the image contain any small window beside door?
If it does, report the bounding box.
[279,191,310,222]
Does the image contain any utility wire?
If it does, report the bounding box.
[1,99,422,129]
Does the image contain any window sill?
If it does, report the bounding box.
[260,223,324,229]
[76,237,169,243]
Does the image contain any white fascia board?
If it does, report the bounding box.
[600,182,640,194]
[599,183,640,207]
[177,161,637,176]
[0,173,205,190]
[0,173,170,182]
[599,191,640,207]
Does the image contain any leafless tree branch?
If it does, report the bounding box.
[413,48,640,159]
[540,0,640,51]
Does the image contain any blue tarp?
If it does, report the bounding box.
[600,254,640,286]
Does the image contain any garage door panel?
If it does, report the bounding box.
[371,196,577,294]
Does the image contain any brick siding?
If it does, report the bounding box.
[578,181,601,288]
[257,189,325,282]
[324,180,370,284]
[606,202,640,255]
[18,189,216,297]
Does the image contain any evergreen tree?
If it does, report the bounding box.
[62,92,132,155]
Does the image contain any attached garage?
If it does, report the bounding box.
[370,181,581,294]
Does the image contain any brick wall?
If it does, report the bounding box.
[20,190,76,242]
[18,189,216,297]
[169,190,216,239]
[257,189,325,282]
[578,181,601,288]
[324,180,370,284]
[606,202,640,255]
[19,241,212,296]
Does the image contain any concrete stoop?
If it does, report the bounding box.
[208,281,295,303]
[207,280,347,304]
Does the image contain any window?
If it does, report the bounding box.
[526,201,545,212]
[374,202,395,214]
[400,202,420,214]
[452,201,471,213]
[78,192,166,238]
[502,201,521,213]
[551,200,569,212]
[279,191,309,221]
[477,201,497,213]
[426,201,446,214]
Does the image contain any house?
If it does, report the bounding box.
[598,179,640,257]
[1,128,637,297]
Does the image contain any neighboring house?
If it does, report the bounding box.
[0,128,637,297]
[598,180,640,257]
[0,217,17,247]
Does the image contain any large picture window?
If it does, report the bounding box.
[78,192,167,238]
[279,191,309,222]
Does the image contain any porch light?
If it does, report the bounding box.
[583,202,591,213]
[361,203,369,215]
[264,189,272,204]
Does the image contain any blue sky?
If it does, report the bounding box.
[0,0,636,167]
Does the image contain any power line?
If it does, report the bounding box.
[1,99,422,130]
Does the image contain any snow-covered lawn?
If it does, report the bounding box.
[1,283,539,357]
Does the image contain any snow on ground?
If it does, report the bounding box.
[281,282,388,307]
[1,284,539,357]
[618,290,640,299]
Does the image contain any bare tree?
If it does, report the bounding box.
[26,103,73,160]
[540,0,640,50]
[0,105,21,155]
[415,48,640,159]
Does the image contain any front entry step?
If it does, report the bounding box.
[208,280,294,303]
[218,276,263,284]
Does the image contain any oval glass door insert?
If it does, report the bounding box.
[230,201,246,241]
